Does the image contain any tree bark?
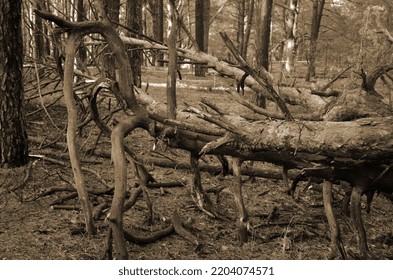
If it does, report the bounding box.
[0,0,28,168]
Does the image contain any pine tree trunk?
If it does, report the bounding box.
[195,0,206,76]
[166,0,177,119]
[76,0,87,71]
[255,0,273,71]
[34,2,45,63]
[242,0,254,60]
[126,0,142,87]
[149,0,164,66]
[236,0,245,57]
[254,0,273,108]
[0,0,28,168]
[203,0,210,53]
[306,0,325,81]
[285,0,299,74]
[103,0,120,79]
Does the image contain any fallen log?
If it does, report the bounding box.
[119,35,328,115]
[135,84,393,164]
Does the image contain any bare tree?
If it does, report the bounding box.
[0,0,28,167]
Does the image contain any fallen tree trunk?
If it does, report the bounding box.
[120,35,393,121]
[119,36,328,114]
[135,85,393,164]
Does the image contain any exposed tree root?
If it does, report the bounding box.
[189,153,220,218]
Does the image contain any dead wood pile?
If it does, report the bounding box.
[35,5,393,260]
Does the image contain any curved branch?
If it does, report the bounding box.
[34,9,105,32]
[34,7,143,114]
[108,115,149,260]
[63,32,95,235]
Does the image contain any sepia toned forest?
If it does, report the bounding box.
[1,0,393,260]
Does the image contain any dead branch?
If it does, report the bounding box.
[226,90,285,119]
[320,65,352,92]
[29,154,111,189]
[219,32,293,120]
[123,225,174,244]
[171,210,201,250]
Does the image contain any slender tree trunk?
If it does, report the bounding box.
[76,0,87,71]
[149,0,164,66]
[34,2,45,62]
[126,0,143,87]
[255,0,273,71]
[103,0,120,79]
[285,0,299,74]
[203,0,210,53]
[43,0,51,57]
[22,1,32,59]
[34,1,45,78]
[237,0,245,57]
[254,0,273,108]
[0,0,28,168]
[243,0,254,60]
[167,0,177,119]
[306,0,325,81]
[195,0,207,76]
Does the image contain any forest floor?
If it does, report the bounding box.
[1,67,393,260]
